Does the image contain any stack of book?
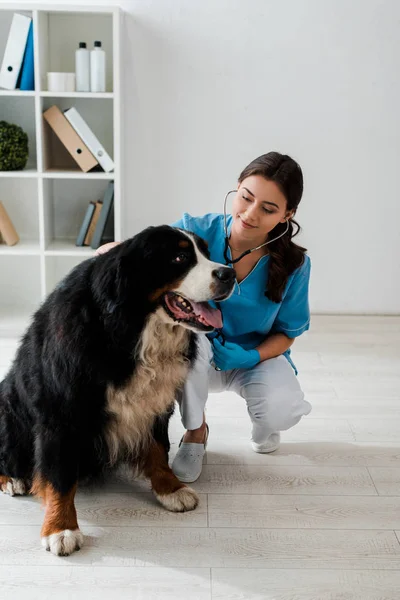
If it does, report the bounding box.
[43,105,115,173]
[0,201,19,246]
[76,181,114,248]
[0,13,34,91]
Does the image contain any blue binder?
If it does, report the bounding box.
[19,21,34,91]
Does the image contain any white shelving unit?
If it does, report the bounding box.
[0,4,122,335]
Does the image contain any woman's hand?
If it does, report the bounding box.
[212,338,260,371]
[95,241,121,256]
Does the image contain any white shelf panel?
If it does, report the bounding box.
[0,4,117,14]
[0,240,41,256]
[40,92,113,99]
[0,90,36,96]
[41,169,115,179]
[0,169,38,178]
[45,239,96,256]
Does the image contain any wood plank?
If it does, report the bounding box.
[211,568,400,600]
[0,526,399,569]
[191,465,377,495]
[208,494,400,529]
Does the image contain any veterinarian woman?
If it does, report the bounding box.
[97,151,312,483]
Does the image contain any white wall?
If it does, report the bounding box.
[13,0,400,314]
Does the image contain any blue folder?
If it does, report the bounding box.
[19,21,34,91]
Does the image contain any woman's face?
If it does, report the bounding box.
[230,175,292,244]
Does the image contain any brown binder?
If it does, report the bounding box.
[43,105,99,172]
[83,200,102,245]
[0,201,19,246]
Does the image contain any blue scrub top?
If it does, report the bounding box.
[171,213,311,373]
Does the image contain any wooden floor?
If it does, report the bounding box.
[0,315,399,599]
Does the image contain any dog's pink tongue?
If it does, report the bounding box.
[192,302,223,329]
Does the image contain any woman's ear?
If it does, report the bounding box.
[280,210,295,223]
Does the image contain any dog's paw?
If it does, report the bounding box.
[0,477,27,496]
[155,486,199,512]
[41,529,84,556]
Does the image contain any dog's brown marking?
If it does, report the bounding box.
[148,278,185,302]
[31,475,79,537]
[143,441,185,496]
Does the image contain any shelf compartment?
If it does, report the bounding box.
[40,96,113,172]
[0,10,35,94]
[0,96,37,171]
[0,255,41,323]
[37,11,114,93]
[42,178,114,252]
[0,178,40,250]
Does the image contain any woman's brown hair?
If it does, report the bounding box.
[238,151,307,303]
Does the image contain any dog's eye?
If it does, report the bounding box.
[173,253,188,263]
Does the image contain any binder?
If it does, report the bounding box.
[90,182,114,249]
[0,201,19,246]
[76,201,95,246]
[43,105,99,172]
[64,108,115,173]
[19,21,35,91]
[0,13,32,90]
[83,200,102,245]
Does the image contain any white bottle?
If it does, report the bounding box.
[75,42,90,92]
[90,41,106,93]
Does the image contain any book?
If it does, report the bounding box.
[83,200,102,246]
[0,201,19,246]
[64,107,115,173]
[19,21,35,91]
[43,105,99,172]
[0,13,32,90]
[91,182,114,249]
[76,201,96,246]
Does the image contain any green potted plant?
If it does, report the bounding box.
[0,121,29,171]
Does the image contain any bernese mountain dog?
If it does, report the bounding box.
[0,225,235,556]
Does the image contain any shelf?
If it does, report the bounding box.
[0,169,38,178]
[0,170,115,179]
[0,4,121,315]
[0,240,40,256]
[0,91,114,98]
[45,239,96,256]
[0,90,36,96]
[42,169,115,179]
[40,92,114,99]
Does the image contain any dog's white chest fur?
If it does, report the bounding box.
[105,312,191,465]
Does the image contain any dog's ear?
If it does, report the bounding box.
[98,229,156,309]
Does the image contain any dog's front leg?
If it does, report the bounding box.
[143,440,199,512]
[31,476,83,556]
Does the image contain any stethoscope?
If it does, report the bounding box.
[222,189,290,265]
[210,190,291,370]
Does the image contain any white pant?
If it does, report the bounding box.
[178,335,312,444]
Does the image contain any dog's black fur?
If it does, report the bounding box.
[0,224,235,555]
[0,226,221,493]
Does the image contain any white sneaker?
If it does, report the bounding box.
[171,424,209,483]
[251,432,280,454]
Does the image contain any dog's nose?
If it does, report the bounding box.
[213,267,236,283]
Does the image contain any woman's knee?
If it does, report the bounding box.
[242,382,311,432]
